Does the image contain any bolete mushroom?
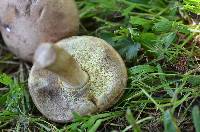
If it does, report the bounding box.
[28,36,127,122]
[0,0,79,61]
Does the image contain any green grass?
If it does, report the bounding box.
[183,0,200,14]
[0,0,200,131]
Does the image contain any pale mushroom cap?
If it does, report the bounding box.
[28,36,127,122]
[0,0,79,61]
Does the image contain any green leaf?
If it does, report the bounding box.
[100,33,141,62]
[116,39,141,62]
[0,73,13,86]
[187,75,200,86]
[161,32,176,48]
[139,32,158,49]
[99,32,115,45]
[128,65,157,75]
[192,106,200,132]
[119,43,141,62]
[173,23,190,35]
[164,110,180,132]
[130,16,152,31]
[153,18,173,33]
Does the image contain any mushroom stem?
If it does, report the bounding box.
[34,43,89,89]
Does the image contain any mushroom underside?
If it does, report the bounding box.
[28,36,127,122]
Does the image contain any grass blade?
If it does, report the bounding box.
[192,106,200,132]
[126,108,141,132]
[163,110,180,132]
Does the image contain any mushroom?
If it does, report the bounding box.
[0,0,79,61]
[28,36,127,122]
